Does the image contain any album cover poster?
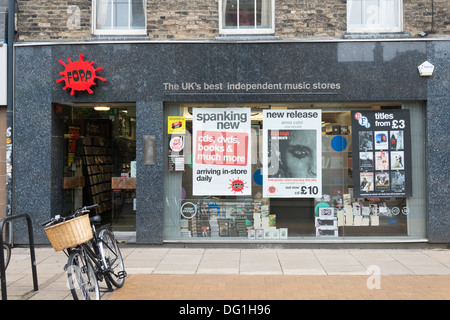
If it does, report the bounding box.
[375,151,389,171]
[390,131,404,150]
[391,151,405,170]
[359,152,374,171]
[374,131,389,150]
[262,109,322,198]
[360,172,374,192]
[375,171,390,192]
[391,171,406,192]
[359,131,374,150]
[351,110,412,197]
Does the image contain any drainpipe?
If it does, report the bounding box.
[6,0,14,219]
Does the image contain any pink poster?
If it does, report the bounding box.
[193,108,251,195]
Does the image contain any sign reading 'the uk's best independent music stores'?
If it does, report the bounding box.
[351,110,412,198]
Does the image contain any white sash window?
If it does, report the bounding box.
[220,0,275,35]
[347,0,403,33]
[94,0,146,35]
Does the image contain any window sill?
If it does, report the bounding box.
[87,35,149,42]
[215,34,280,41]
[343,32,411,39]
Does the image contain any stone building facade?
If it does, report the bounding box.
[15,0,450,41]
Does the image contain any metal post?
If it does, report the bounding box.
[6,0,15,221]
[0,214,38,300]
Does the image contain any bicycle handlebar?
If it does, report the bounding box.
[41,204,99,227]
[73,204,99,216]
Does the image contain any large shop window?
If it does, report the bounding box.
[94,0,146,35]
[163,103,426,241]
[220,0,274,35]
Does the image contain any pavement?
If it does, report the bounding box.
[2,244,450,301]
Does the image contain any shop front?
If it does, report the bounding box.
[11,40,450,245]
[163,102,426,242]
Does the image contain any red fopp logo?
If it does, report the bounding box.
[56,54,106,96]
[229,178,248,194]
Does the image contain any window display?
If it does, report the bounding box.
[163,103,426,241]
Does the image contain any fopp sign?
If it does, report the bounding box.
[56,54,106,95]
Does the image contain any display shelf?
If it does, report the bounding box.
[81,131,113,216]
[111,177,136,189]
[63,176,85,189]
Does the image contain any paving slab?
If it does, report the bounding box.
[3,246,450,300]
[108,274,450,300]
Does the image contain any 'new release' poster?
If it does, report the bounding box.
[193,108,252,196]
[263,109,322,198]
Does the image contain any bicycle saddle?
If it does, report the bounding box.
[90,215,101,223]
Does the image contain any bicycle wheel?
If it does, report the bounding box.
[2,243,11,270]
[67,249,100,300]
[98,229,126,288]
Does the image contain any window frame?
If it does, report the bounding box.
[347,0,403,33]
[92,0,147,36]
[219,0,275,35]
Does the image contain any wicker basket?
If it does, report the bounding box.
[44,214,93,251]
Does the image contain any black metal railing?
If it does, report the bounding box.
[0,214,39,300]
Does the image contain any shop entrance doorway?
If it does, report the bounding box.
[55,102,136,232]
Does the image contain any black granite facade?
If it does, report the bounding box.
[426,41,450,243]
[11,40,449,244]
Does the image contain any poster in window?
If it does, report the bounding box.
[168,135,185,172]
[168,116,186,134]
[192,108,251,195]
[351,110,412,198]
[262,109,322,198]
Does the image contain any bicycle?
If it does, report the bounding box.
[42,204,127,300]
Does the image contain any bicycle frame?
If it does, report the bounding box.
[43,204,125,300]
[66,223,115,292]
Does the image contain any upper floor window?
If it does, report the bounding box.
[220,0,274,35]
[94,0,146,35]
[347,0,403,33]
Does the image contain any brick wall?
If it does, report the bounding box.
[17,0,91,41]
[147,0,218,39]
[15,0,450,41]
[404,0,450,35]
[275,0,347,38]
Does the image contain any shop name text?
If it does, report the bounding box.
[163,81,341,93]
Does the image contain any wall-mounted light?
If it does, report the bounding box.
[418,61,435,77]
[143,135,156,165]
[94,106,110,111]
